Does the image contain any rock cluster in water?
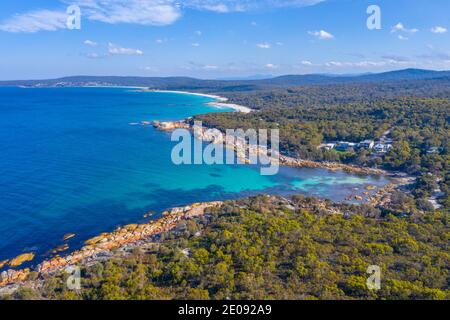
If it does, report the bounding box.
[8,253,35,268]
[0,201,222,287]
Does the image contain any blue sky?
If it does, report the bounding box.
[0,0,449,80]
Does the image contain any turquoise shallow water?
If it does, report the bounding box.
[0,87,389,266]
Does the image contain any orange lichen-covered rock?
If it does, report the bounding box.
[51,244,69,254]
[1,200,224,287]
[84,233,110,246]
[63,233,76,241]
[9,253,35,268]
[0,268,31,286]
[124,224,138,231]
[0,260,8,269]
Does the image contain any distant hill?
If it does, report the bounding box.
[1,69,449,91]
[258,69,450,86]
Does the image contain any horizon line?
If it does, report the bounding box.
[1,68,449,82]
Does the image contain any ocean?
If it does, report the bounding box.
[0,87,389,265]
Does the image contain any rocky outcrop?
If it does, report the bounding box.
[0,269,30,287]
[367,184,398,208]
[0,201,222,287]
[279,156,386,176]
[36,201,221,275]
[8,253,35,268]
[152,120,190,131]
[367,177,415,208]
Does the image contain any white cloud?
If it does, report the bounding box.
[70,0,181,26]
[86,53,108,59]
[195,30,202,36]
[194,3,230,13]
[294,56,450,71]
[0,1,182,33]
[257,42,271,49]
[398,35,408,41]
[321,58,416,69]
[155,38,168,44]
[203,65,218,70]
[431,26,447,34]
[308,30,334,40]
[84,40,98,46]
[142,66,159,71]
[265,63,278,69]
[325,61,343,67]
[0,9,67,33]
[391,22,418,33]
[108,43,144,55]
[185,0,325,12]
[191,42,200,47]
[185,61,224,71]
[0,0,326,33]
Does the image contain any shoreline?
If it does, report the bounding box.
[153,119,390,176]
[0,167,410,288]
[0,202,223,287]
[0,173,410,289]
[144,89,253,113]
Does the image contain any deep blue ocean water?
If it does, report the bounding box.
[0,87,389,266]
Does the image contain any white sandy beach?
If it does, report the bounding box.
[148,89,253,113]
[81,86,253,114]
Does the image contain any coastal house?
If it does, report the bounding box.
[318,143,336,151]
[335,142,356,152]
[358,140,375,149]
[380,137,393,144]
[374,143,392,153]
[427,147,443,155]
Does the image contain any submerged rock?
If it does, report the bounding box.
[0,260,8,269]
[63,233,76,241]
[51,244,69,254]
[8,253,35,268]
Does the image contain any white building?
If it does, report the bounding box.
[374,143,392,153]
[358,140,375,149]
